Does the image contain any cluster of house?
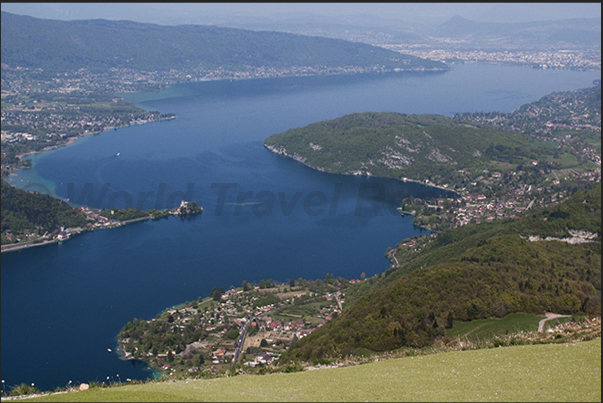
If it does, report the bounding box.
[418,165,597,228]
[0,132,37,142]
[2,229,41,242]
[51,207,132,242]
[245,351,276,367]
[256,317,315,338]
[117,282,355,376]
[454,193,523,227]
[77,206,118,229]
[385,46,601,71]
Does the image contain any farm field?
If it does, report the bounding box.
[18,339,601,402]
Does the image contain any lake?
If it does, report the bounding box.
[2,63,600,392]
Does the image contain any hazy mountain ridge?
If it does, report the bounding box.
[434,16,601,48]
[0,11,446,75]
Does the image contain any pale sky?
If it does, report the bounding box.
[1,3,601,27]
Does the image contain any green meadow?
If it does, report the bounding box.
[445,313,587,341]
[17,339,601,402]
[445,313,544,340]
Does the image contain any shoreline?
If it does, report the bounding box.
[1,208,203,254]
[0,215,153,254]
[14,135,80,161]
[0,238,60,253]
[263,144,460,197]
[263,143,456,234]
[13,115,176,162]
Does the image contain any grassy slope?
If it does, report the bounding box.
[445,313,545,340]
[22,339,601,402]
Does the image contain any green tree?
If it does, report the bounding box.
[210,287,222,301]
[194,353,205,366]
[226,328,240,340]
[446,312,454,329]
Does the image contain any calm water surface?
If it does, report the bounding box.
[2,63,600,391]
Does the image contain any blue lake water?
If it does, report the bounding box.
[2,63,600,391]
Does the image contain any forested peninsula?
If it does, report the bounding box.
[0,180,202,249]
[264,84,600,184]
[265,84,601,232]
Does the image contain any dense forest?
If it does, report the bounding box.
[1,11,446,75]
[280,183,601,362]
[1,180,87,244]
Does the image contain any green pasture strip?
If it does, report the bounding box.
[20,339,600,402]
[445,313,544,340]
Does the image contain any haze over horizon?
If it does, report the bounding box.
[1,3,601,30]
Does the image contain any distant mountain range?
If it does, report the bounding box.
[434,16,601,48]
[0,11,446,74]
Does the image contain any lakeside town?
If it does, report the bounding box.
[0,73,176,175]
[383,46,601,71]
[117,277,349,377]
[400,163,600,232]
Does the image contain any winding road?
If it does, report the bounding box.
[538,312,572,332]
[388,248,400,268]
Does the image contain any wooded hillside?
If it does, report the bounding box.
[1,180,87,244]
[280,183,601,362]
